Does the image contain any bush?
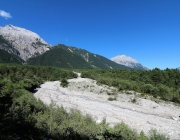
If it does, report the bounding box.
[61,79,69,87]
[141,84,154,94]
[157,84,172,100]
[107,92,116,95]
[108,97,116,101]
[149,129,169,140]
[172,90,180,103]
[112,122,138,140]
[151,87,159,96]
[119,80,134,91]
[111,80,119,87]
[139,131,149,140]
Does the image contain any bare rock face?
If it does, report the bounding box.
[0,24,51,60]
[111,55,148,70]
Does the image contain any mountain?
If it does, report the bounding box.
[0,49,24,64]
[0,35,24,64]
[0,24,135,69]
[0,24,51,60]
[111,55,148,70]
[28,44,130,69]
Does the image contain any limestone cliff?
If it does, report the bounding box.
[0,24,51,60]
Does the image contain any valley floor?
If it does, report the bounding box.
[34,73,180,140]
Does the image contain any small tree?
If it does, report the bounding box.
[61,79,69,87]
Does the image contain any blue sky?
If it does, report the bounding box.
[0,0,180,69]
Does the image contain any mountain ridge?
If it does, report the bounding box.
[27,44,130,69]
[0,24,146,70]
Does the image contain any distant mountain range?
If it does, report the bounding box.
[111,55,148,70]
[0,24,148,70]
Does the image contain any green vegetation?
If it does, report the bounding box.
[108,97,117,101]
[0,64,170,139]
[61,78,69,87]
[64,45,130,69]
[27,44,93,69]
[81,68,180,103]
[0,49,24,64]
[27,44,130,69]
[149,129,169,140]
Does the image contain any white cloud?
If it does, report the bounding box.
[0,10,12,19]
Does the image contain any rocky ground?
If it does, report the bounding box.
[34,73,180,140]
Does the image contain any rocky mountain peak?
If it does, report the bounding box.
[112,55,138,64]
[111,55,148,70]
[1,24,47,44]
[0,24,50,60]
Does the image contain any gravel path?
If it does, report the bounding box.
[34,73,180,140]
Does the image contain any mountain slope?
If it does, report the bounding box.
[59,45,130,69]
[0,49,24,64]
[0,35,24,64]
[0,24,51,60]
[27,44,92,69]
[28,44,130,69]
[0,35,19,55]
[111,55,148,70]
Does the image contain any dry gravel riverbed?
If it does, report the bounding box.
[34,73,180,140]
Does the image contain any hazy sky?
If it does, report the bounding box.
[0,0,180,69]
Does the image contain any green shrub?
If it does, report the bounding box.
[108,97,116,101]
[107,92,116,95]
[149,129,169,140]
[151,87,159,95]
[157,84,172,100]
[61,79,69,87]
[138,131,149,140]
[111,80,119,87]
[112,122,139,140]
[172,90,180,103]
[141,84,154,94]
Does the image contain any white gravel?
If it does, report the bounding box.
[34,73,180,140]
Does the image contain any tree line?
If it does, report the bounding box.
[81,68,180,103]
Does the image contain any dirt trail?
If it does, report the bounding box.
[34,73,180,140]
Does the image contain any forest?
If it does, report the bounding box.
[81,68,180,104]
[0,64,171,140]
